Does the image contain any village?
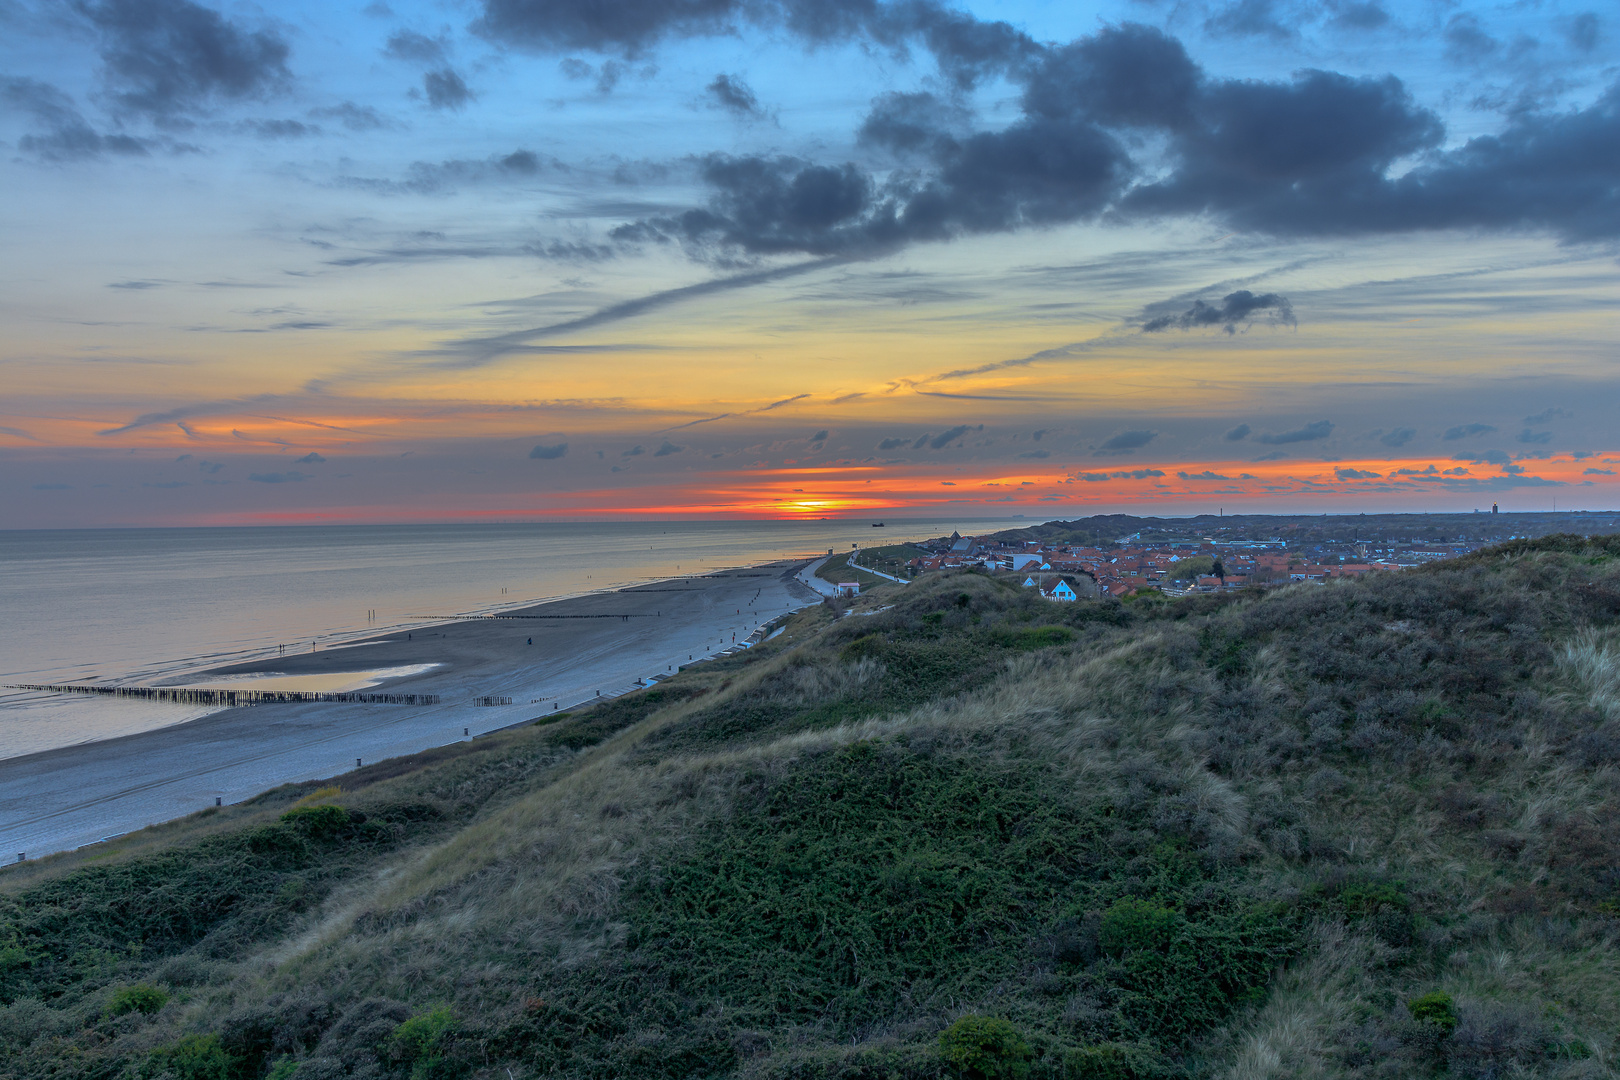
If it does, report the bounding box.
[814,508,1620,601]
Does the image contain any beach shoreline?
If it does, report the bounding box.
[0,558,824,860]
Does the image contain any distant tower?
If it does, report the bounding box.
[1491,502,1498,514]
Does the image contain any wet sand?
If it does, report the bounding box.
[0,561,820,860]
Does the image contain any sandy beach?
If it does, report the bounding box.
[0,560,822,859]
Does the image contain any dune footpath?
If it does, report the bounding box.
[0,561,821,860]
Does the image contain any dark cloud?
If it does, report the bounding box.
[706,73,763,117]
[1096,429,1157,455]
[858,92,968,154]
[1,76,153,160]
[1224,424,1251,441]
[75,0,291,118]
[1178,470,1232,480]
[473,0,1037,90]
[422,68,474,109]
[929,423,981,448]
[1380,427,1416,447]
[529,442,568,459]
[1123,69,1446,234]
[1567,13,1601,52]
[1442,423,1496,440]
[1517,429,1552,445]
[1022,24,1199,131]
[340,149,555,195]
[197,459,223,473]
[652,440,684,456]
[621,111,1128,257]
[1016,449,1050,459]
[1336,467,1381,479]
[1443,14,1498,65]
[809,429,828,442]
[1111,468,1164,480]
[475,0,744,54]
[623,444,645,456]
[1134,67,1620,241]
[877,436,909,450]
[1328,2,1389,31]
[1142,290,1295,334]
[1257,420,1333,444]
[1205,0,1294,41]
[1523,407,1572,424]
[594,16,1620,252]
[1453,449,1513,466]
[1031,429,1045,441]
[384,29,449,64]
[295,452,325,463]
[1585,467,1615,476]
[242,118,314,138]
[248,471,311,483]
[309,101,390,131]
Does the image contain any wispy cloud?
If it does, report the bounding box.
[426,259,848,369]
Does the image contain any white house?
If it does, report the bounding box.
[1041,579,1078,602]
[1010,553,1045,571]
[835,581,861,596]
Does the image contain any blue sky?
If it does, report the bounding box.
[1,0,1616,525]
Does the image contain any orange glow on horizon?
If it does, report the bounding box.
[147,451,1619,528]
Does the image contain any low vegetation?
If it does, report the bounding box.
[814,550,892,590]
[4,536,1620,1079]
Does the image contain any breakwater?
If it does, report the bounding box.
[4,683,440,707]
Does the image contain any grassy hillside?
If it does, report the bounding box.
[5,536,1620,1080]
[814,550,892,590]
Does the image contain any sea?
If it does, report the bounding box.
[0,518,1028,760]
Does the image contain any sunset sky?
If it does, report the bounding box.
[2,0,1616,526]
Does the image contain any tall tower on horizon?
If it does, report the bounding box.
[1492,502,1499,514]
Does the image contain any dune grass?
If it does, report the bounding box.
[3,536,1620,1079]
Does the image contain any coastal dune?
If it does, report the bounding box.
[0,561,821,859]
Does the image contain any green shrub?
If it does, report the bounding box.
[992,626,1077,650]
[1337,881,1408,917]
[1062,1043,1160,1080]
[1099,899,1179,956]
[383,1005,463,1080]
[147,1033,233,1080]
[107,983,169,1016]
[938,1016,1031,1080]
[1408,991,1458,1034]
[625,740,1106,1025]
[265,1059,298,1080]
[279,804,349,838]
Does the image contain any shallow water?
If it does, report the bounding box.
[0,518,1023,758]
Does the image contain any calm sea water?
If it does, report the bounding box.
[0,518,1025,759]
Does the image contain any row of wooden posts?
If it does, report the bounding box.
[4,682,441,707]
